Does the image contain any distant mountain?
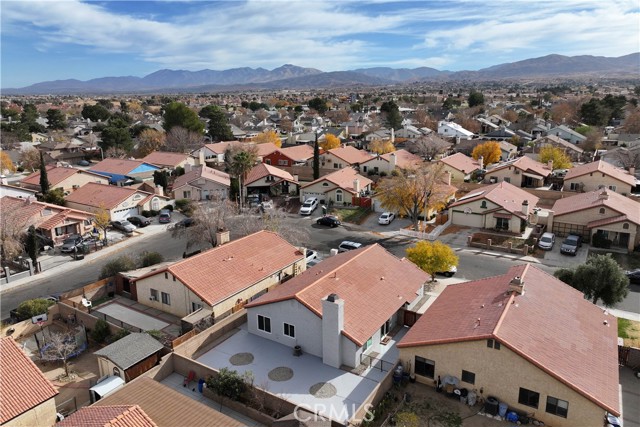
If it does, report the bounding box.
[4,53,638,94]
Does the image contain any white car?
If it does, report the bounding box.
[305,249,318,263]
[338,241,362,253]
[299,197,319,215]
[538,232,555,250]
[378,212,395,225]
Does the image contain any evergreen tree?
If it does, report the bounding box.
[39,151,49,194]
[206,106,234,141]
[313,133,320,180]
[25,225,40,273]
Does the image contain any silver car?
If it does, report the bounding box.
[537,232,555,250]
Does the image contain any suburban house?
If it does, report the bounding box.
[0,181,37,199]
[263,144,315,168]
[171,165,231,201]
[141,151,195,171]
[191,141,239,165]
[563,160,636,195]
[546,125,586,145]
[0,336,58,427]
[89,158,160,184]
[360,149,423,175]
[244,163,299,197]
[92,377,242,426]
[497,140,518,161]
[300,167,373,205]
[245,244,430,369]
[484,156,553,188]
[437,121,474,140]
[321,146,372,170]
[20,165,109,195]
[525,135,585,162]
[448,181,539,233]
[94,333,164,383]
[131,231,306,319]
[57,404,156,427]
[65,182,171,221]
[438,153,483,182]
[397,264,620,427]
[551,188,640,252]
[0,196,94,246]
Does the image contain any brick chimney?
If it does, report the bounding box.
[508,276,525,295]
[155,185,164,197]
[322,294,344,368]
[630,166,636,176]
[521,199,529,216]
[198,150,205,166]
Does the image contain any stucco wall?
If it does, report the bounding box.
[399,340,607,427]
[174,181,228,201]
[361,158,392,175]
[2,398,57,427]
[439,164,467,182]
[564,174,632,195]
[486,167,524,187]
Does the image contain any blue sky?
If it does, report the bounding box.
[1,0,639,88]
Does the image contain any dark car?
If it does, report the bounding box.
[128,215,151,227]
[316,215,341,227]
[625,269,640,285]
[60,235,84,253]
[159,209,172,224]
[175,218,195,228]
[110,220,136,233]
[560,234,582,255]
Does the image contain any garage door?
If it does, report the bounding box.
[111,207,139,221]
[451,210,484,227]
[301,192,325,203]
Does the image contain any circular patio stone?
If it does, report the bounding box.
[309,382,337,398]
[268,366,294,381]
[229,352,254,365]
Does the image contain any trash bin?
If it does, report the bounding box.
[197,379,205,393]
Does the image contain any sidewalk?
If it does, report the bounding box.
[1,221,171,294]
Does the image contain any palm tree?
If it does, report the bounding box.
[225,145,258,211]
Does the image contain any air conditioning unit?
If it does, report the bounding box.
[72,185,80,189]
[149,296,157,301]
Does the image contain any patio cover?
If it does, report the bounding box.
[522,172,543,179]
[493,213,513,219]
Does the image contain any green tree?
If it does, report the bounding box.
[139,251,164,268]
[16,298,55,320]
[153,170,169,192]
[225,145,258,210]
[81,104,111,122]
[406,241,458,282]
[19,104,45,133]
[24,226,40,273]
[45,108,66,130]
[308,97,328,114]
[468,91,485,107]
[99,255,137,279]
[100,126,133,153]
[163,102,204,133]
[553,254,629,306]
[39,151,49,194]
[206,368,247,401]
[42,188,65,206]
[206,106,234,141]
[91,319,111,343]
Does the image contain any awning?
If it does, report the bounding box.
[522,172,543,179]
[493,213,513,219]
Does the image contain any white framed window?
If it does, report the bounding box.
[257,315,271,333]
[183,190,191,198]
[278,159,288,166]
[161,292,171,305]
[608,185,616,191]
[191,302,202,312]
[336,190,343,203]
[283,322,295,338]
[570,182,580,191]
[150,289,158,301]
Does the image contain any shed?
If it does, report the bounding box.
[94,333,164,382]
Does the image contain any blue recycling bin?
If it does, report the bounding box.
[198,379,205,393]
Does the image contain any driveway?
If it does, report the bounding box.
[361,212,413,234]
[541,241,589,268]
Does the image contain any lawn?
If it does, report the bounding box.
[332,207,371,224]
[618,318,640,348]
[589,249,640,270]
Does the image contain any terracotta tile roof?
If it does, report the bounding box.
[245,163,296,185]
[172,165,230,189]
[587,215,629,228]
[0,195,47,229]
[327,146,373,164]
[487,156,552,177]
[301,167,373,194]
[141,151,190,168]
[21,165,108,187]
[449,181,539,219]
[90,158,156,175]
[246,244,429,346]
[552,189,640,225]
[65,182,144,210]
[134,231,303,306]
[0,196,93,231]
[361,149,423,169]
[438,152,482,173]
[564,160,635,186]
[255,142,280,157]
[57,405,156,427]
[279,144,315,161]
[398,264,620,416]
[202,141,241,154]
[0,337,58,424]
[96,377,243,427]
[38,209,93,230]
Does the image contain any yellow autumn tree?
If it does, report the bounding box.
[370,140,395,155]
[93,205,111,244]
[253,130,282,147]
[471,141,501,165]
[137,129,166,157]
[406,240,458,282]
[319,134,341,151]
[538,146,572,170]
[1,151,16,173]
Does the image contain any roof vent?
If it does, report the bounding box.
[508,276,525,295]
[327,293,339,302]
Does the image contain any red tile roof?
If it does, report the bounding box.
[0,196,93,230]
[245,163,296,185]
[255,142,280,157]
[552,189,640,225]
[0,337,58,424]
[438,152,482,173]
[564,160,635,186]
[398,264,620,416]
[172,165,231,190]
[246,244,429,346]
[21,165,108,187]
[90,158,156,175]
[279,144,315,161]
[141,152,190,168]
[449,181,539,219]
[57,405,156,427]
[301,167,372,194]
[134,231,304,306]
[361,149,423,169]
[488,156,552,177]
[327,146,373,165]
[64,182,150,210]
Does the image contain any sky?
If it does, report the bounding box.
[1,0,639,88]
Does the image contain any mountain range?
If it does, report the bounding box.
[4,53,639,95]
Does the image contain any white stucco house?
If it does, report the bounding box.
[437,121,475,140]
[244,244,430,369]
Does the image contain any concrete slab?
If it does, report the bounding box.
[95,302,169,331]
[542,241,589,267]
[620,366,640,427]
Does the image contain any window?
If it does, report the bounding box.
[480,201,487,209]
[461,370,475,384]
[599,207,606,214]
[487,339,500,350]
[334,163,339,169]
[518,387,540,409]
[504,177,511,183]
[278,159,288,166]
[570,182,581,191]
[546,396,569,418]
[496,217,509,230]
[161,292,171,305]
[164,272,168,279]
[414,356,435,379]
[336,190,343,203]
[265,159,271,165]
[322,182,329,187]
[183,190,191,198]
[487,339,494,348]
[150,289,158,301]
[283,323,295,338]
[363,337,373,352]
[608,185,616,191]
[623,223,630,230]
[192,302,202,312]
[257,315,271,333]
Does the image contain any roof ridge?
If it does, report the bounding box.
[493,264,529,336]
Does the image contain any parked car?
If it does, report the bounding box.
[305,249,318,263]
[158,209,172,223]
[110,220,137,233]
[338,241,362,253]
[175,217,195,228]
[316,215,341,227]
[624,269,640,285]
[560,234,582,256]
[127,215,151,228]
[77,159,90,166]
[436,265,457,277]
[378,212,395,225]
[537,232,555,250]
[299,197,319,215]
[60,235,84,253]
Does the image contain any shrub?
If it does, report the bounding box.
[175,199,191,211]
[15,299,55,320]
[141,210,159,217]
[379,171,388,177]
[108,328,130,343]
[99,255,137,279]
[91,319,110,343]
[206,368,246,401]
[592,233,612,248]
[367,170,375,176]
[162,204,174,211]
[139,251,164,268]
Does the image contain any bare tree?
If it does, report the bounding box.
[19,148,41,172]
[609,147,640,170]
[413,108,437,131]
[104,146,128,158]
[405,135,451,161]
[622,107,640,134]
[227,206,310,248]
[255,109,270,122]
[0,197,32,262]
[166,126,204,153]
[582,128,604,153]
[172,197,235,249]
[40,327,83,378]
